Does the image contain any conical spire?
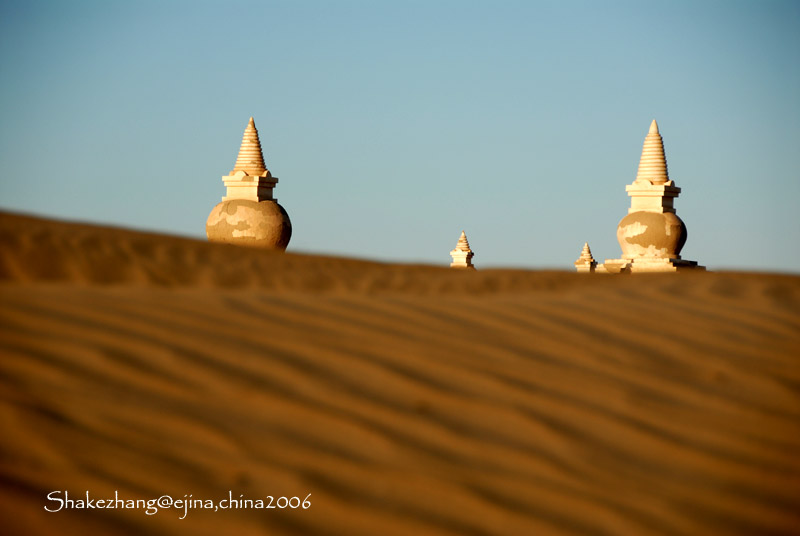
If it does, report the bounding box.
[455,230,472,252]
[635,119,669,185]
[574,241,597,272]
[231,117,267,175]
[578,242,594,262]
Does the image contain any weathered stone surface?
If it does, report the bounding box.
[206,199,291,250]
[616,210,687,259]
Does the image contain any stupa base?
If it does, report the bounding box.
[574,262,597,273]
[597,258,705,274]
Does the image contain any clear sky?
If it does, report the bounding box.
[1,0,798,271]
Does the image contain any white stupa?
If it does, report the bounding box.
[206,117,292,250]
[574,242,596,273]
[450,231,475,269]
[583,120,704,273]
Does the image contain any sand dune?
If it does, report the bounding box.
[1,211,799,535]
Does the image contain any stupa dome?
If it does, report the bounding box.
[206,199,291,249]
[616,210,686,259]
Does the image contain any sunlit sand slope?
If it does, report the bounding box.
[1,211,799,535]
[0,211,595,294]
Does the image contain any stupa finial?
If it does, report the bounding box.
[635,118,669,185]
[231,117,267,176]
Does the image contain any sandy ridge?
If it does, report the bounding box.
[1,211,799,535]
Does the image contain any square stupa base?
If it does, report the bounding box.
[597,258,705,274]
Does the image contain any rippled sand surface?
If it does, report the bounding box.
[1,211,799,535]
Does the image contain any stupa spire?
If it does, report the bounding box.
[231,117,267,175]
[635,119,669,185]
[578,242,594,261]
[455,230,472,252]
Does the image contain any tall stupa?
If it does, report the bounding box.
[206,117,292,249]
[585,120,704,273]
[450,231,475,269]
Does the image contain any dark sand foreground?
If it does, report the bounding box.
[1,211,799,535]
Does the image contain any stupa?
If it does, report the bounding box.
[574,242,596,273]
[450,231,475,269]
[206,117,292,249]
[586,120,704,273]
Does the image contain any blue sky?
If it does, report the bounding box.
[1,0,798,271]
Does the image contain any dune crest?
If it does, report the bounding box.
[1,211,799,535]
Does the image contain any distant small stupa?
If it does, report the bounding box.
[582,120,704,273]
[574,242,596,273]
[206,118,292,249]
[450,231,475,269]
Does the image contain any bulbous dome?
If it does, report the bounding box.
[206,199,291,250]
[617,211,686,259]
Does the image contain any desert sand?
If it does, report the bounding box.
[1,210,798,535]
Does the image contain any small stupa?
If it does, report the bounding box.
[586,120,704,273]
[206,118,292,249]
[574,242,596,273]
[450,231,475,269]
